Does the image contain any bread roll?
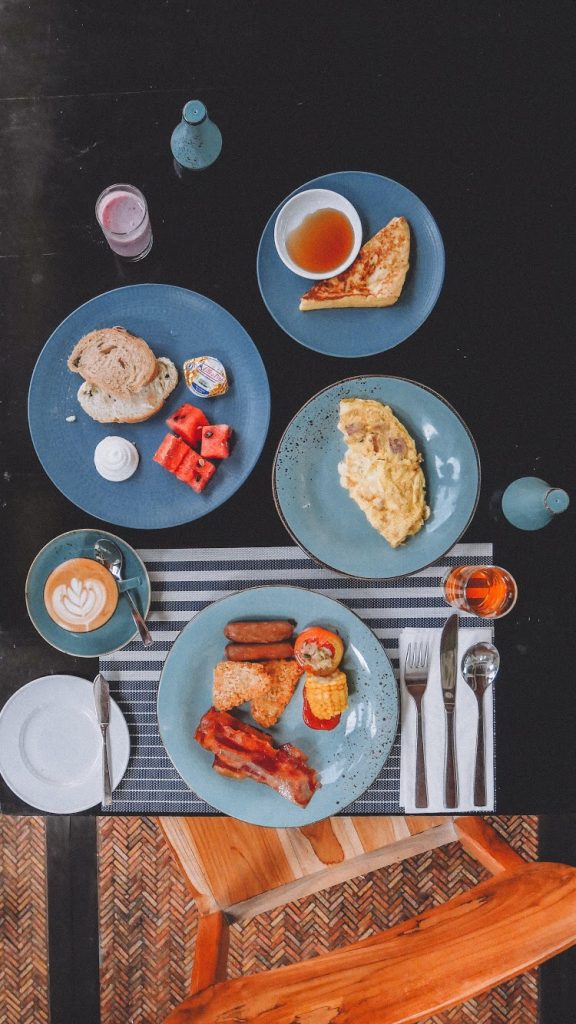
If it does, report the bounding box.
[67,326,159,397]
[77,357,178,423]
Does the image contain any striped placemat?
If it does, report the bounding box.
[100,542,493,814]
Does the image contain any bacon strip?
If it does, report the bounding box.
[194,708,320,807]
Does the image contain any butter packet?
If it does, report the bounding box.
[183,356,229,398]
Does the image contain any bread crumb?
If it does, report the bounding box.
[65,415,76,422]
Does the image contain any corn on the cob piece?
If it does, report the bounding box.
[304,670,348,719]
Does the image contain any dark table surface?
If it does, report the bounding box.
[2,5,576,1023]
[1,0,575,817]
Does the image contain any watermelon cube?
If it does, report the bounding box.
[174,448,201,483]
[153,434,189,472]
[166,404,209,449]
[176,450,216,493]
[200,424,232,459]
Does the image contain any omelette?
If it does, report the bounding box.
[337,398,429,548]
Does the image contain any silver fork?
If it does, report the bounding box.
[404,641,430,808]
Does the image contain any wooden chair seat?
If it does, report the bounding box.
[159,815,454,921]
[156,815,576,1023]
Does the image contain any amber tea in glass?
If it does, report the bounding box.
[443,565,518,618]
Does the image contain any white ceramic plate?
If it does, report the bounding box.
[0,675,130,813]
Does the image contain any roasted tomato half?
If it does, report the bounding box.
[294,626,344,676]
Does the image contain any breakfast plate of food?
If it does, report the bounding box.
[156,585,398,827]
[273,376,481,579]
[257,171,445,357]
[28,284,270,528]
[26,528,151,657]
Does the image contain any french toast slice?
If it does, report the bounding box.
[299,217,410,310]
[251,659,303,727]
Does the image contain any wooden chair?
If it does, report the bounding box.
[157,815,576,1023]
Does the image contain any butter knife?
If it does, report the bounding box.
[93,673,112,807]
[440,613,459,808]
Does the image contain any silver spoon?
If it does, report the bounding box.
[461,642,500,806]
[94,538,153,648]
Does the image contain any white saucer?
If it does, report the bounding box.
[0,675,130,813]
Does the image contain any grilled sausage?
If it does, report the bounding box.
[224,620,294,643]
[225,642,294,662]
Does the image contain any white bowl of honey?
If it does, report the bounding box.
[274,189,362,279]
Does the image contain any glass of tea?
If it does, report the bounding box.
[443,565,518,618]
[96,183,153,260]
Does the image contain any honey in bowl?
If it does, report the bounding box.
[44,557,118,633]
[286,208,355,274]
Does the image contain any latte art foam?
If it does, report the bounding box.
[52,577,108,628]
[44,557,118,633]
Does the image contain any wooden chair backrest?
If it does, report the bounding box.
[165,861,576,1024]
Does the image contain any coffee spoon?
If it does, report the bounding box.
[461,642,500,806]
[94,538,153,648]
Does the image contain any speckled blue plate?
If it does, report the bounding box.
[28,285,270,529]
[273,377,481,579]
[25,529,151,657]
[257,171,445,357]
[157,585,398,827]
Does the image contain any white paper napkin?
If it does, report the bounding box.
[399,625,495,812]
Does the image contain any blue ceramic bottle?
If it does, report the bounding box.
[170,100,222,171]
[501,476,570,530]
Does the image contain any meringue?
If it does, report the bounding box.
[94,436,139,482]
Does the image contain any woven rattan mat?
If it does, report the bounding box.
[0,817,49,1024]
[97,815,538,1024]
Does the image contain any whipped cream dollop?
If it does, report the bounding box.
[94,436,139,482]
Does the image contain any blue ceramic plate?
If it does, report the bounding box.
[28,285,270,528]
[273,377,480,579]
[25,529,151,657]
[257,171,445,357]
[157,586,398,827]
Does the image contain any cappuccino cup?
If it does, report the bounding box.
[44,557,118,633]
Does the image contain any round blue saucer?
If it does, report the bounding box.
[26,529,151,657]
[257,171,445,358]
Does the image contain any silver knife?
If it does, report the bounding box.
[440,613,459,808]
[93,673,113,807]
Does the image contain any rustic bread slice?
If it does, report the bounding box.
[68,327,159,396]
[299,217,410,310]
[250,660,303,727]
[77,357,178,423]
[212,661,271,712]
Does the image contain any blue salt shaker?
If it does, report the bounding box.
[170,100,222,171]
[502,476,570,530]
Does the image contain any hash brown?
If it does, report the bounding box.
[212,660,271,711]
[251,660,303,727]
